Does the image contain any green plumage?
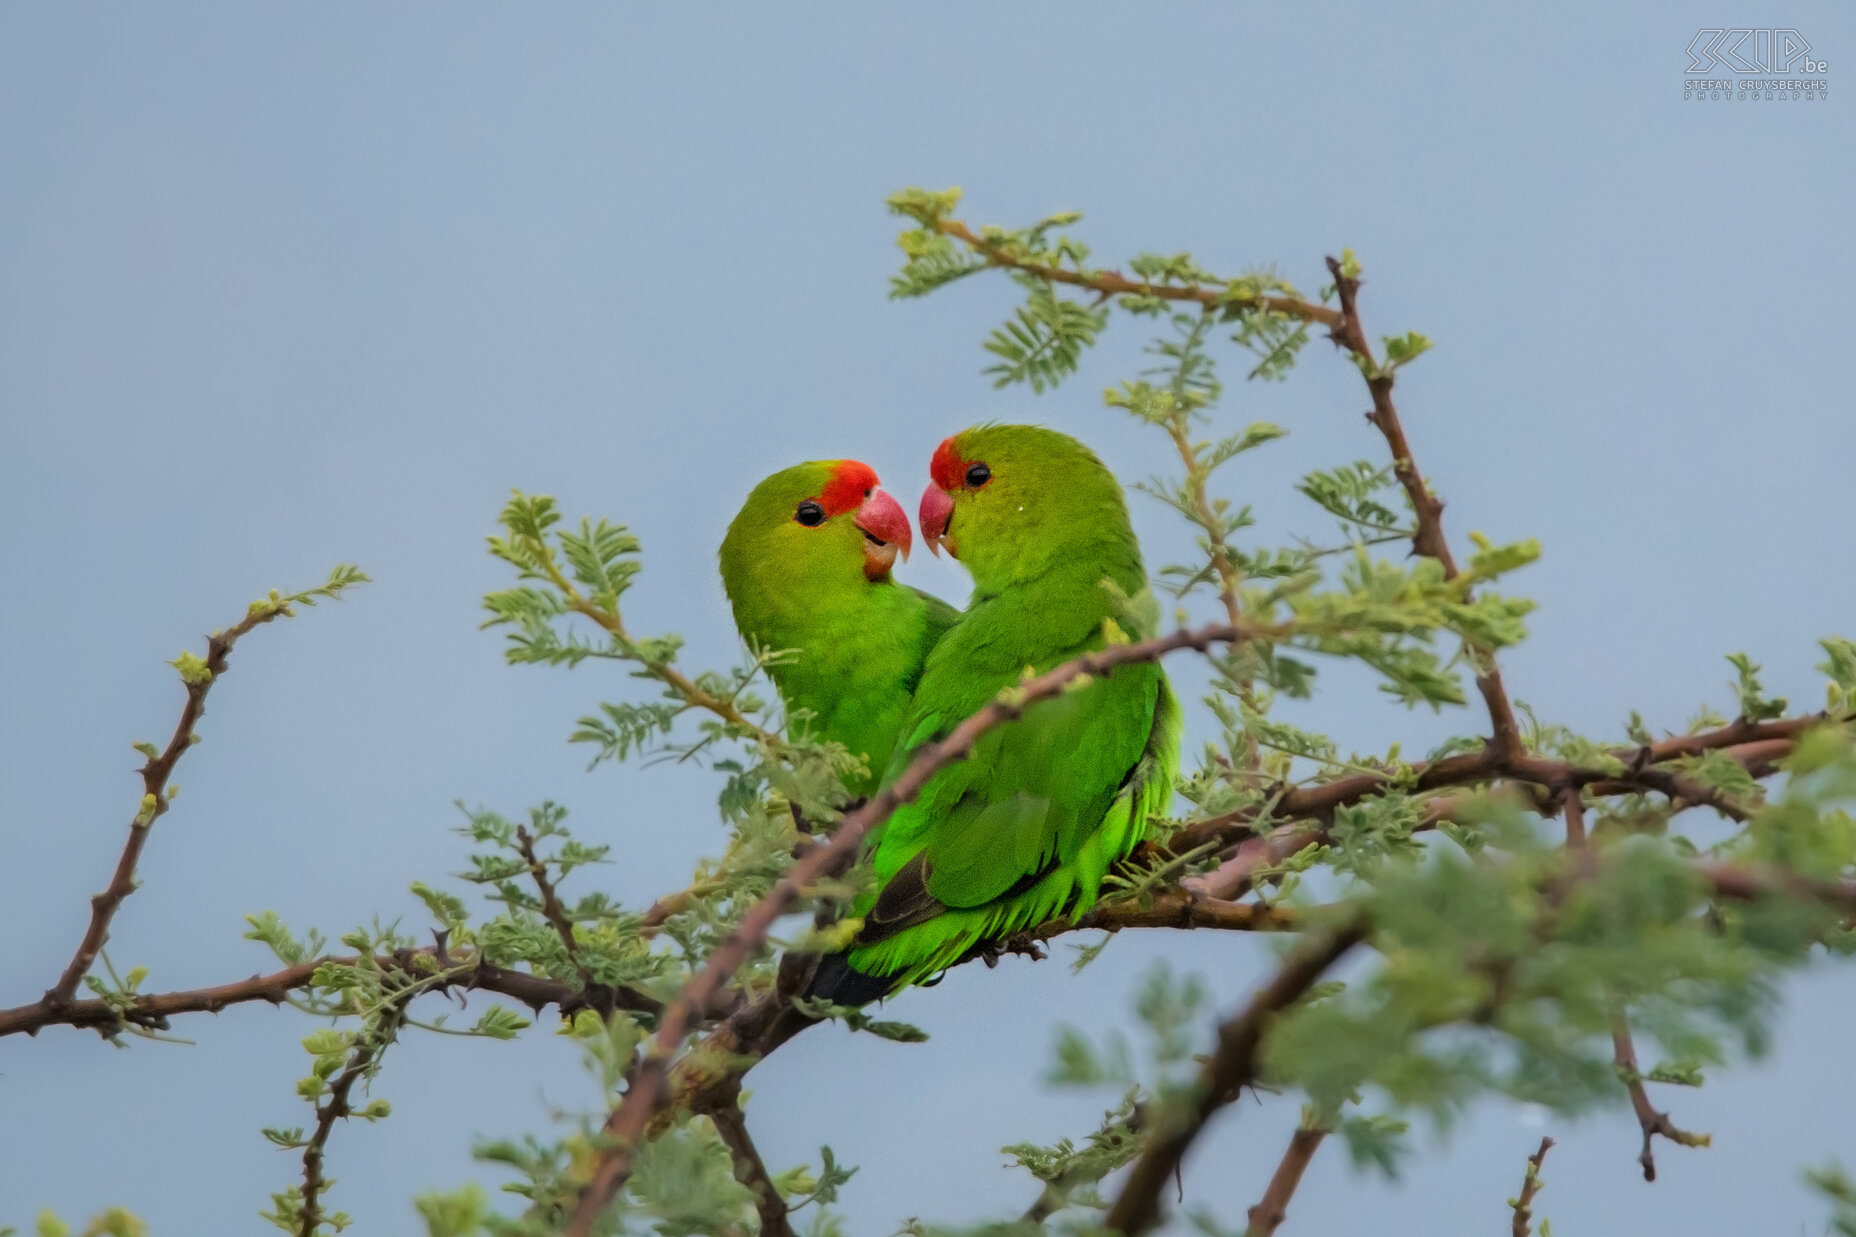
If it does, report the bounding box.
[816,426,1182,1001]
[719,461,958,796]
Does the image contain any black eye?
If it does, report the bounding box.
[794,500,825,527]
[965,462,992,488]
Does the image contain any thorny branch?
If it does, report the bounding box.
[1104,923,1367,1237]
[1175,718,1829,902]
[1322,253,1524,763]
[513,823,587,981]
[296,995,411,1237]
[0,891,1293,1042]
[0,948,588,1040]
[930,217,1347,333]
[1611,1008,1711,1182]
[937,217,1522,757]
[8,579,363,1044]
[1510,1136,1554,1237]
[42,600,292,1011]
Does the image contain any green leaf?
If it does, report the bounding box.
[1298,461,1404,534]
[169,650,213,685]
[1820,637,1856,711]
[1381,330,1432,368]
[302,1028,350,1057]
[1338,1113,1411,1177]
[470,1006,531,1041]
[1463,535,1542,583]
[885,186,963,227]
[1728,652,1789,722]
[982,279,1109,392]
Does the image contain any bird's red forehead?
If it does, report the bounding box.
[821,459,879,516]
[929,436,967,492]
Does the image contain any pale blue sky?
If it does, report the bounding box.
[2,5,1853,1234]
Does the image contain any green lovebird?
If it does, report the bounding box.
[719,459,959,796]
[809,425,1183,1003]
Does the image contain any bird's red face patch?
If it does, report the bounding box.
[929,437,967,493]
[821,459,879,517]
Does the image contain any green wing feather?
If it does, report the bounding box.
[845,603,1181,988]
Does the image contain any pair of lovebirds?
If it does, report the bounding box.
[719,424,1182,1005]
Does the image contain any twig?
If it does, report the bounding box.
[0,892,1295,1042]
[0,949,587,1039]
[1564,786,1709,1184]
[39,592,345,1015]
[933,217,1347,332]
[531,542,773,741]
[1103,923,1365,1237]
[638,879,727,936]
[1156,363,1269,781]
[1245,1124,1328,1237]
[510,825,664,1014]
[1175,718,1834,900]
[562,619,1257,1235]
[1509,1136,1554,1237]
[297,995,411,1236]
[1610,1007,1710,1182]
[701,1080,796,1237]
[1323,254,1523,763]
[514,823,596,989]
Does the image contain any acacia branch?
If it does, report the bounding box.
[933,217,1347,332]
[532,542,773,741]
[562,619,1259,1236]
[1245,1124,1328,1237]
[1175,717,1836,901]
[510,823,665,1014]
[701,1080,797,1237]
[1610,1008,1710,1182]
[1059,887,1298,937]
[1104,922,1366,1237]
[638,879,727,936]
[513,823,601,993]
[0,889,1297,1042]
[1323,254,1523,762]
[36,588,356,1016]
[0,949,588,1039]
[296,997,410,1236]
[1510,1136,1554,1237]
[938,220,1524,759]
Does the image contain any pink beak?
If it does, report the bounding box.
[918,484,956,559]
[854,488,911,580]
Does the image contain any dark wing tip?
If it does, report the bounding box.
[805,953,897,1007]
[862,851,947,942]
